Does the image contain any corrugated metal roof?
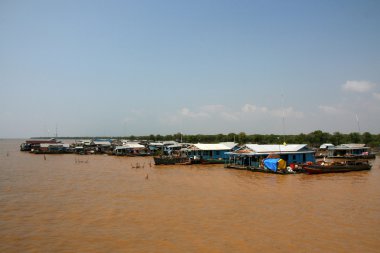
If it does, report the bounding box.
[219,142,238,149]
[320,143,334,149]
[167,144,183,148]
[163,141,178,145]
[332,144,367,149]
[244,144,308,153]
[93,141,111,146]
[189,143,233,151]
[149,142,164,146]
[40,143,70,148]
[123,143,145,149]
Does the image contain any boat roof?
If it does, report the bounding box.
[330,144,368,150]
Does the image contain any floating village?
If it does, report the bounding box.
[19,137,376,174]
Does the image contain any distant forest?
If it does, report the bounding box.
[57,130,380,148]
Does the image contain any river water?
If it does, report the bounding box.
[0,139,379,253]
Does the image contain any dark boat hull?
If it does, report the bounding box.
[225,165,301,174]
[153,156,190,165]
[305,163,371,174]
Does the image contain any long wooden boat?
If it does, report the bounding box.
[248,167,297,175]
[153,156,190,165]
[225,164,304,174]
[305,161,371,174]
[190,158,226,165]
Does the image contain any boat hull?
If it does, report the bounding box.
[225,164,301,174]
[305,163,371,174]
[153,156,190,165]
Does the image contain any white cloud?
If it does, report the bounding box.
[123,117,135,123]
[242,104,302,118]
[318,105,342,114]
[270,107,304,118]
[373,92,380,100]
[242,104,256,113]
[180,107,209,118]
[342,80,376,93]
[220,111,239,121]
[241,104,268,113]
[201,104,225,113]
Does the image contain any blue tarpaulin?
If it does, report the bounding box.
[263,158,280,172]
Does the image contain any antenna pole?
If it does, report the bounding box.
[355,114,361,133]
[281,94,286,144]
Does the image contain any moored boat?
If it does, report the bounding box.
[304,160,371,174]
[153,156,190,165]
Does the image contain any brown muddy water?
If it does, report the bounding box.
[1,139,379,253]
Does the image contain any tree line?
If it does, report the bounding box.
[91,130,379,148]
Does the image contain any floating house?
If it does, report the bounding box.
[148,142,164,152]
[113,142,148,156]
[165,144,183,155]
[74,139,93,146]
[148,141,184,155]
[327,144,375,159]
[92,140,112,153]
[35,143,71,153]
[316,143,335,158]
[20,138,61,151]
[184,142,238,162]
[319,143,334,150]
[226,144,315,169]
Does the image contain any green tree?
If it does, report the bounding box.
[362,132,373,145]
[238,132,247,144]
[216,134,225,142]
[349,132,361,143]
[227,133,236,142]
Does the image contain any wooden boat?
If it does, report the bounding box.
[248,167,297,175]
[225,162,305,175]
[153,156,190,165]
[189,158,225,165]
[304,160,371,174]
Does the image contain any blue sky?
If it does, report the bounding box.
[1,0,379,138]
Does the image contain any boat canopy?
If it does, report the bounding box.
[263,158,287,172]
[330,144,368,150]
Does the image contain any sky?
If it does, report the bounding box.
[1,0,380,138]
